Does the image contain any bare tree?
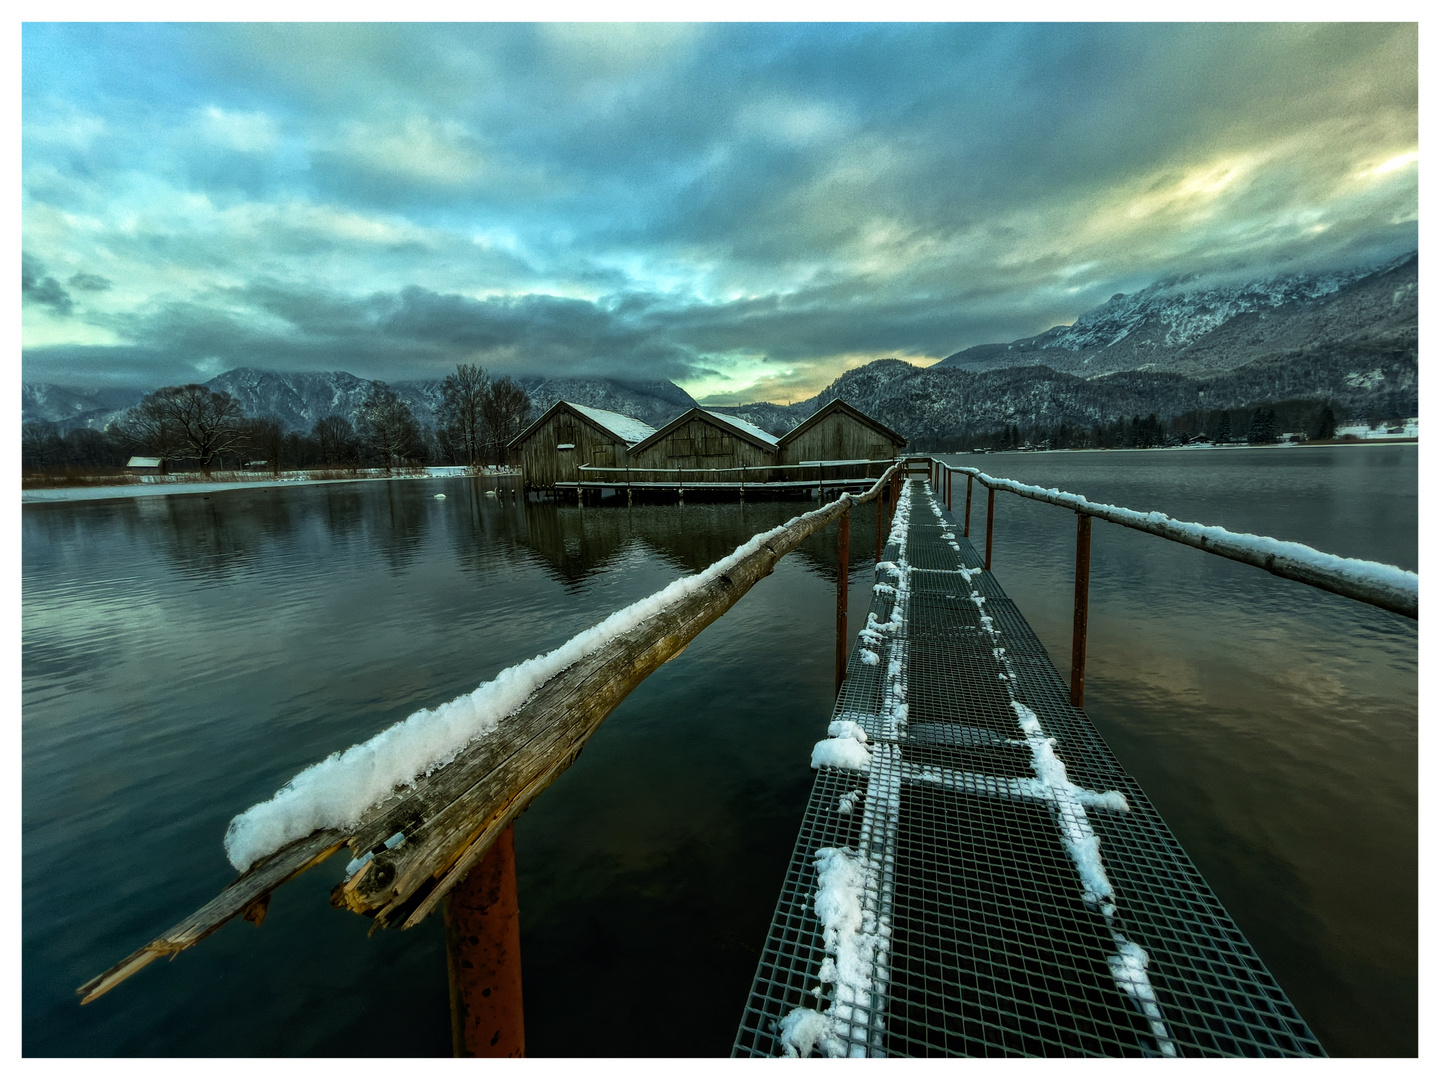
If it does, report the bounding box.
[115,384,246,474]
[357,381,421,472]
[21,421,64,469]
[480,376,532,465]
[437,363,488,468]
[242,416,285,476]
[65,427,125,468]
[312,414,359,468]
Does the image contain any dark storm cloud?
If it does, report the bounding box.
[36,278,712,385]
[22,255,73,315]
[67,272,113,292]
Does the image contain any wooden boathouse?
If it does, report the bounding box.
[628,407,780,470]
[509,401,656,489]
[549,402,908,502]
[776,398,906,465]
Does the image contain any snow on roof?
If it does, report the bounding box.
[701,408,779,446]
[567,402,656,445]
[126,456,162,468]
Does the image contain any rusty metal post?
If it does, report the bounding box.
[836,506,850,694]
[874,480,886,561]
[1070,513,1092,708]
[984,486,995,571]
[445,823,524,1058]
[945,465,952,511]
[964,475,973,537]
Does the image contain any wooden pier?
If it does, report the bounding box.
[552,459,895,503]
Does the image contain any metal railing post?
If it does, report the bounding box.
[985,486,995,571]
[964,475,973,537]
[874,480,886,561]
[1071,513,1092,708]
[836,506,850,695]
[445,822,524,1058]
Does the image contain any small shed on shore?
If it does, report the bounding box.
[776,399,906,465]
[509,401,656,488]
[125,456,164,474]
[628,408,780,470]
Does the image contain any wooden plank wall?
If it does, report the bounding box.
[779,412,902,465]
[630,416,775,470]
[519,407,635,487]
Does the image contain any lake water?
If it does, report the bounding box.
[22,445,1416,1057]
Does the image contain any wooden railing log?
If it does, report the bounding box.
[80,466,900,1000]
[77,828,347,1003]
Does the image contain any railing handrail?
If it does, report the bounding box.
[79,465,904,1004]
[574,458,897,476]
[923,458,1417,620]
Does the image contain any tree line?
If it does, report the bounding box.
[21,364,532,475]
[907,398,1351,453]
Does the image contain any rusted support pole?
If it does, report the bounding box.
[945,465,952,511]
[1070,513,1092,709]
[964,475,973,537]
[874,481,886,561]
[445,823,525,1058]
[836,506,850,695]
[984,486,995,571]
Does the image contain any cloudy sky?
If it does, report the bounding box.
[21,22,1418,403]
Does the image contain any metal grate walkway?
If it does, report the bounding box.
[734,479,1324,1058]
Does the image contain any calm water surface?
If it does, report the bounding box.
[24,478,865,1056]
[23,446,1416,1056]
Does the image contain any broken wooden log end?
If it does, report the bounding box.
[241,892,271,927]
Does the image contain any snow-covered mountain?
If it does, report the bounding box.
[204,368,380,431]
[23,252,1418,446]
[21,367,703,436]
[785,344,1417,444]
[936,252,1417,379]
[20,383,147,430]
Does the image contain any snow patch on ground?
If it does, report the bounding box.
[811,737,873,772]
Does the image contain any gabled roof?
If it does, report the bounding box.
[699,409,779,447]
[629,407,780,457]
[567,403,656,445]
[508,400,656,449]
[776,397,907,450]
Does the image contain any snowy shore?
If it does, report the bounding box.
[21,467,515,504]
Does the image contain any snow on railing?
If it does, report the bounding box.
[946,466,1417,620]
[79,466,903,1005]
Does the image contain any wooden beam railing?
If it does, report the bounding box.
[79,464,902,1011]
[916,456,1418,709]
[569,458,896,490]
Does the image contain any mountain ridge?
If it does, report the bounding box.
[22,251,1419,444]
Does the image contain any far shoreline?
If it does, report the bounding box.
[930,439,1418,458]
[20,467,519,505]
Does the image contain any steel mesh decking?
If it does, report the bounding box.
[734,481,1323,1058]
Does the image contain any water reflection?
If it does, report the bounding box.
[23,477,849,1058]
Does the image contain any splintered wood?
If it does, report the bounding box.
[79,466,901,1002]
